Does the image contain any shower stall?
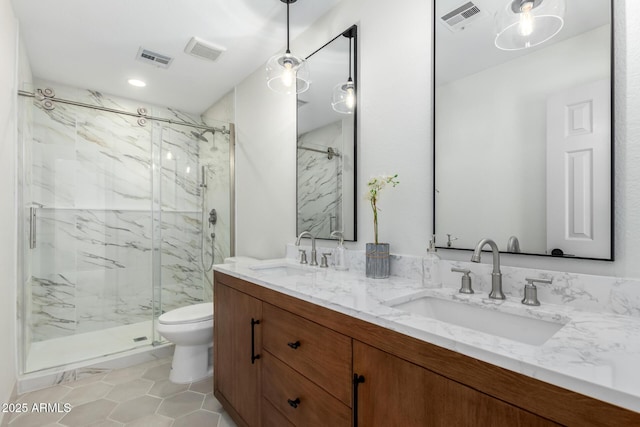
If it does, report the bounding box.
[16,80,234,375]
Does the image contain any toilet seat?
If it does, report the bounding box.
[158,303,213,325]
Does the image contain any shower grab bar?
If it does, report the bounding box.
[29,207,37,249]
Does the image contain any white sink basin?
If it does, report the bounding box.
[387,296,566,346]
[248,262,313,277]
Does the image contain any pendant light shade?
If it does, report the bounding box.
[332,79,355,114]
[266,0,310,94]
[495,0,565,51]
[266,52,310,94]
[332,28,356,114]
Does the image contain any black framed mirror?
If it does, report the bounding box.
[297,25,357,241]
[433,0,613,260]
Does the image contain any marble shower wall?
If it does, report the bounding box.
[297,121,343,238]
[158,125,203,314]
[27,79,230,342]
[199,127,232,302]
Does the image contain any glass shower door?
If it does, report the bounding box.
[20,87,156,373]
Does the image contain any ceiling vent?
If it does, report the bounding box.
[184,37,226,62]
[136,48,173,68]
[440,2,485,32]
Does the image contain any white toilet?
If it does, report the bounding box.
[157,303,214,384]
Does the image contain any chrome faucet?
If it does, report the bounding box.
[470,238,505,300]
[296,231,318,266]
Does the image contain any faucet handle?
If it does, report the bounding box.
[522,277,551,306]
[451,268,473,294]
[525,277,552,286]
[320,252,331,268]
[298,249,308,265]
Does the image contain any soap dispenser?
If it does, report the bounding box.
[331,231,349,271]
[422,235,442,287]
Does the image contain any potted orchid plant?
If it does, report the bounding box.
[365,173,399,278]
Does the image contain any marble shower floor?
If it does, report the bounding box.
[7,357,237,427]
[26,322,155,373]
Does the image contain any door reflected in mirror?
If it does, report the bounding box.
[434,0,612,259]
[297,25,357,241]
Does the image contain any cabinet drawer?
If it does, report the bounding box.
[262,351,351,427]
[263,303,352,405]
[262,397,295,427]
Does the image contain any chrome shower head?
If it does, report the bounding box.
[191,128,215,142]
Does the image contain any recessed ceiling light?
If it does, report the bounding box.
[128,79,146,87]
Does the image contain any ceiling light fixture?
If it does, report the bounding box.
[332,27,356,114]
[128,79,146,87]
[266,0,310,95]
[494,0,565,51]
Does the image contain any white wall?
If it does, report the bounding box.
[234,0,432,259]
[202,90,235,125]
[615,0,640,279]
[235,67,297,259]
[436,26,610,253]
[0,0,18,418]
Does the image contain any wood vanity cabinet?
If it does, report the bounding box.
[214,272,640,427]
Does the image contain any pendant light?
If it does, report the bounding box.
[266,0,310,94]
[494,0,566,51]
[331,28,356,114]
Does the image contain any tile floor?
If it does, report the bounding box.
[7,357,237,427]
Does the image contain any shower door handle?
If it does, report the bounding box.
[29,207,37,249]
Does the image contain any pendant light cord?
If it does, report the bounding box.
[286,1,291,54]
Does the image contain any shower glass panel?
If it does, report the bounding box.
[153,122,232,343]
[18,80,232,374]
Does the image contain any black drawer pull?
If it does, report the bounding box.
[250,318,260,364]
[287,398,301,409]
[287,340,301,349]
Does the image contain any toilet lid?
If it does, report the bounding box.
[158,303,213,325]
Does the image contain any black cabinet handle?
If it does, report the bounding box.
[287,398,301,409]
[251,318,260,364]
[353,373,365,427]
[287,340,301,349]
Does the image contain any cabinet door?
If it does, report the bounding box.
[214,282,262,427]
[353,341,559,427]
[353,340,431,426]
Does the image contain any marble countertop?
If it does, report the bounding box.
[214,258,640,413]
